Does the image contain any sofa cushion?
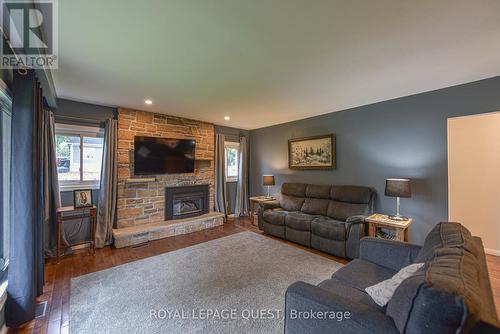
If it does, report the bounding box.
[387,247,482,334]
[311,216,346,241]
[318,278,386,312]
[332,259,397,291]
[281,183,307,197]
[365,262,424,307]
[301,198,329,216]
[327,201,370,221]
[330,185,373,204]
[285,212,316,231]
[280,194,305,211]
[262,210,287,226]
[305,184,331,199]
[415,221,480,262]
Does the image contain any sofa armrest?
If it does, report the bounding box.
[345,215,365,226]
[360,237,422,271]
[259,200,281,210]
[345,216,367,259]
[285,281,395,334]
[257,200,281,229]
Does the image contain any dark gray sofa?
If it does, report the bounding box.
[258,183,374,259]
[284,222,500,334]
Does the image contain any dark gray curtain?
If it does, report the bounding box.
[7,70,43,326]
[96,118,117,248]
[234,136,249,216]
[214,133,227,215]
[42,109,67,257]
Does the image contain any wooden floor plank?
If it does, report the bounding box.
[7,218,500,333]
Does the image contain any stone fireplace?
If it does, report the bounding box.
[112,108,224,248]
[165,185,209,220]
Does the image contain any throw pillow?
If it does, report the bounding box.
[365,262,424,307]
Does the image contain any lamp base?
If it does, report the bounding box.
[388,215,409,221]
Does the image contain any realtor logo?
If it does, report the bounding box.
[0,0,58,69]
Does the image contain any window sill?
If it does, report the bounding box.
[226,179,238,183]
[59,183,100,192]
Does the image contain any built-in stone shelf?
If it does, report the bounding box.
[126,178,157,183]
[112,212,224,248]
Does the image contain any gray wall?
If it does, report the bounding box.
[215,125,250,214]
[54,98,116,126]
[249,75,500,245]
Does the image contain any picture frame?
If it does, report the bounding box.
[73,189,93,208]
[288,134,336,170]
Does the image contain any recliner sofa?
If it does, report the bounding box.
[284,222,500,333]
[258,183,374,259]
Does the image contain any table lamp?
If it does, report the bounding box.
[385,178,411,221]
[263,175,275,198]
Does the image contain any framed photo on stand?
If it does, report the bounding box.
[73,189,93,208]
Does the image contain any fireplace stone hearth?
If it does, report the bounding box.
[112,211,225,248]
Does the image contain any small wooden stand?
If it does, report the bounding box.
[365,213,412,242]
[56,206,97,262]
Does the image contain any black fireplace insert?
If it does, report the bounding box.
[165,185,209,220]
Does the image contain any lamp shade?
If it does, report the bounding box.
[263,175,275,186]
[385,178,411,198]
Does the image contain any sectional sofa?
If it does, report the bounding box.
[284,222,500,333]
[258,182,375,259]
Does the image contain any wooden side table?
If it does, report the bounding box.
[365,213,412,242]
[56,206,97,262]
[249,196,276,225]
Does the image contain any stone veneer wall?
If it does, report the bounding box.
[116,108,214,229]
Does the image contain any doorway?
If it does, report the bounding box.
[448,112,500,255]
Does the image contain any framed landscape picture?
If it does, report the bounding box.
[288,134,336,170]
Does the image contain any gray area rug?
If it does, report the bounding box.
[70,231,343,334]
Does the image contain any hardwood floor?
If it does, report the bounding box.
[8,218,500,333]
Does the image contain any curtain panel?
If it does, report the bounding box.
[234,136,249,216]
[7,70,44,326]
[96,118,118,248]
[42,109,67,258]
[214,133,227,215]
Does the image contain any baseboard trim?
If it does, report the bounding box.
[485,248,500,256]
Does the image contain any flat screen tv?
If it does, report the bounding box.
[134,136,196,175]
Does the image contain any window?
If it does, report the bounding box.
[0,85,11,274]
[55,124,104,190]
[224,141,240,182]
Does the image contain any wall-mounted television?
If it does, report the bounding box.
[134,136,196,175]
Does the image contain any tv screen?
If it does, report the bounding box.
[134,136,196,175]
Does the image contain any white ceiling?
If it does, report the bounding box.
[53,0,500,130]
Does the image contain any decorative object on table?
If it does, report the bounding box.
[56,206,97,262]
[365,213,412,242]
[263,175,275,198]
[376,228,396,240]
[288,134,335,169]
[384,178,411,221]
[73,189,93,208]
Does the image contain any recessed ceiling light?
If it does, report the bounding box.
[145,99,153,105]
[224,116,230,121]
